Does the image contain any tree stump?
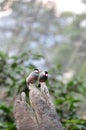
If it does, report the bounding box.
[13,84,64,130]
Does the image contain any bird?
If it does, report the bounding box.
[38,71,54,107]
[38,71,48,87]
[38,71,50,104]
[26,69,39,89]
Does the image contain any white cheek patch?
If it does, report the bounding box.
[35,70,39,73]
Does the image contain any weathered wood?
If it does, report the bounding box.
[13,84,64,130]
[13,93,38,130]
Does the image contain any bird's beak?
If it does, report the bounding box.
[45,74,48,76]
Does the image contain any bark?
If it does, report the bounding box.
[13,84,64,130]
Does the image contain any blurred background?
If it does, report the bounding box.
[0,0,86,130]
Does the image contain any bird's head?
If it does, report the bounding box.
[39,71,48,82]
[44,71,48,77]
[34,68,39,73]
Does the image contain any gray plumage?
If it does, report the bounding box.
[26,69,39,89]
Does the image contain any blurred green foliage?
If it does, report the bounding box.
[0,51,86,130]
[48,76,86,129]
